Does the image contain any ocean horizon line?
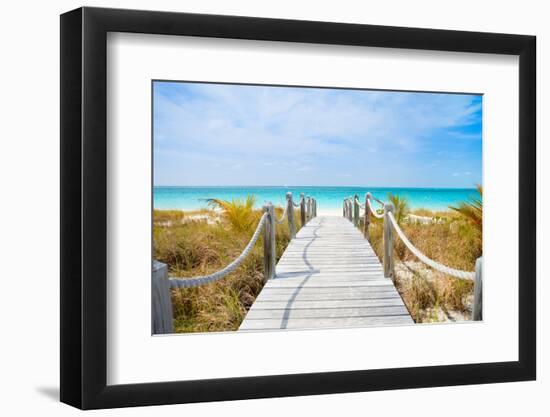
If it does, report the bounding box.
[154,185,481,211]
[154,185,478,190]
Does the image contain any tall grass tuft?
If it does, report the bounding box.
[153,209,185,225]
[388,192,409,225]
[365,192,481,322]
[154,199,298,333]
[205,195,260,233]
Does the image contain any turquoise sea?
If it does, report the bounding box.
[154,186,480,212]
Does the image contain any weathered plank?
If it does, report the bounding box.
[250,300,406,310]
[258,287,399,296]
[152,261,174,334]
[239,216,413,331]
[239,315,413,331]
[244,306,410,319]
[254,292,402,301]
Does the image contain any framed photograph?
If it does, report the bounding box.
[60,7,536,409]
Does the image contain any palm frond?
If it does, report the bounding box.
[449,185,483,232]
[388,193,409,225]
[205,195,259,232]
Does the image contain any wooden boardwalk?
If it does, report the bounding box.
[239,216,413,331]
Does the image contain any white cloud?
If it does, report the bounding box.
[154,83,482,187]
[156,85,478,160]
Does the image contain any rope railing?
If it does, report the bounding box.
[169,193,318,289]
[367,198,384,219]
[293,193,304,207]
[274,202,289,224]
[169,212,269,289]
[343,191,482,320]
[153,192,318,332]
[387,212,475,280]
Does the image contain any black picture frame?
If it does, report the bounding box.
[60,6,536,410]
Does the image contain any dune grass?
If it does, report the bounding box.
[154,190,482,328]
[205,195,259,232]
[154,202,302,333]
[153,208,211,226]
[362,191,482,323]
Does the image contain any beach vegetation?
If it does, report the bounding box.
[205,195,260,233]
[449,185,483,233]
[154,201,302,333]
[388,192,409,225]
[363,192,481,323]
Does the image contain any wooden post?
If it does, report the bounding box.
[307,196,311,220]
[344,199,348,218]
[270,203,276,277]
[473,257,483,321]
[383,203,395,280]
[263,203,276,282]
[300,193,306,226]
[348,197,353,221]
[353,193,359,227]
[364,192,371,238]
[286,192,296,239]
[152,261,174,334]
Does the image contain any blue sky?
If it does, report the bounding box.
[153,81,482,188]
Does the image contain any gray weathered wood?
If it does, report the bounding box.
[240,315,413,331]
[344,198,349,219]
[256,286,399,296]
[244,305,410,319]
[256,298,401,308]
[353,193,359,227]
[256,288,401,300]
[383,203,394,280]
[286,192,296,239]
[300,192,306,226]
[364,193,371,238]
[240,216,413,331]
[473,257,483,321]
[344,200,348,219]
[152,261,174,334]
[263,203,276,282]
